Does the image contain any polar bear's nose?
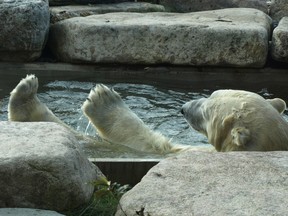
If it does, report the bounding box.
[181,108,184,115]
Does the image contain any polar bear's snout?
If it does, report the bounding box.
[181,98,206,117]
[181,102,189,116]
[181,98,207,134]
[181,100,195,116]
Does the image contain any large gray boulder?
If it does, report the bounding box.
[269,0,288,22]
[50,2,165,24]
[271,17,288,63]
[0,121,102,212]
[116,151,288,216]
[0,0,50,62]
[49,8,271,67]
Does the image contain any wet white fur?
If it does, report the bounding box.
[81,84,198,154]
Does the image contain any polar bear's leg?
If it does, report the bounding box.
[81,84,192,154]
[8,74,63,125]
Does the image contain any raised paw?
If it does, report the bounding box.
[83,84,124,110]
[10,74,39,103]
[82,84,126,120]
[81,84,127,136]
[8,74,62,124]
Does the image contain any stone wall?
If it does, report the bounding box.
[0,0,288,66]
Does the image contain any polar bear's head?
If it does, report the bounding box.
[181,90,288,151]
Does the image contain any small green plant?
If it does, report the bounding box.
[66,177,131,216]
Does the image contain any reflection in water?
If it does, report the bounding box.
[1,81,287,158]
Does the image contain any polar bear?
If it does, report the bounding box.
[8,75,203,154]
[9,75,288,153]
[181,89,288,151]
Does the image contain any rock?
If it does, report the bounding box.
[0,0,50,62]
[271,17,288,63]
[49,8,271,67]
[159,0,268,14]
[0,121,103,212]
[50,2,165,24]
[0,208,64,216]
[160,0,288,22]
[269,0,288,22]
[116,151,288,216]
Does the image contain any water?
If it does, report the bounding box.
[1,81,287,158]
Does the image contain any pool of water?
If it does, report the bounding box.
[1,79,288,158]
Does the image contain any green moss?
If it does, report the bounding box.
[64,177,131,216]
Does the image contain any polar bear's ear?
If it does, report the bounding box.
[266,98,286,114]
[231,127,250,146]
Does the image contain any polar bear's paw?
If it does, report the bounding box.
[81,84,127,136]
[10,74,39,103]
[83,84,124,110]
[82,84,151,142]
[82,84,123,118]
[8,74,61,123]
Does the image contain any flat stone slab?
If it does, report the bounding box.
[50,2,165,24]
[271,17,288,63]
[49,8,271,67]
[116,151,288,216]
[0,0,49,62]
[0,121,102,211]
